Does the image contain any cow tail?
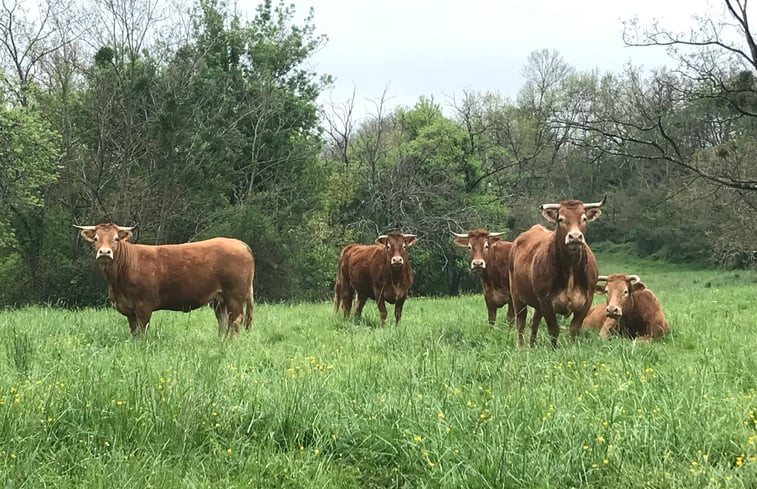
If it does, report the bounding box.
[244,244,255,330]
[333,247,346,314]
[244,279,254,330]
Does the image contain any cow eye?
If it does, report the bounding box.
[402,243,406,249]
[604,288,609,294]
[557,216,565,223]
[114,236,120,242]
[94,236,99,241]
[581,215,588,223]
[484,243,489,250]
[467,244,472,249]
[623,289,629,296]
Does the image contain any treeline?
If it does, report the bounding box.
[1,0,756,306]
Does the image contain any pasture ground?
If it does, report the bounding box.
[1,253,757,488]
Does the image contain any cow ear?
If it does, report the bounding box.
[80,229,96,242]
[404,235,417,247]
[117,229,133,241]
[488,236,501,244]
[542,208,559,223]
[453,237,469,247]
[375,236,388,246]
[631,281,646,292]
[594,284,606,294]
[585,208,602,221]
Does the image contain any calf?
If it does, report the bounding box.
[452,229,514,327]
[77,223,254,337]
[334,232,416,327]
[596,274,669,341]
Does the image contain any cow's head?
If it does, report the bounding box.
[376,232,416,268]
[598,274,645,319]
[540,195,606,251]
[452,229,503,272]
[75,223,134,262]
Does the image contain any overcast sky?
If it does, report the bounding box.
[243,0,720,120]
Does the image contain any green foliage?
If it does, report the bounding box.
[1,256,757,487]
[1,0,757,308]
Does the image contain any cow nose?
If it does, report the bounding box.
[566,231,584,245]
[471,259,485,269]
[606,305,621,317]
[391,256,404,266]
[97,248,113,259]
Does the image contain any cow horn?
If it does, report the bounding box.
[488,232,504,237]
[584,194,607,209]
[597,275,608,282]
[73,225,96,230]
[402,234,416,238]
[628,275,641,284]
[451,232,468,238]
[377,234,388,240]
[116,225,136,231]
[539,203,561,210]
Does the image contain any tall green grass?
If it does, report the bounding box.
[1,253,756,488]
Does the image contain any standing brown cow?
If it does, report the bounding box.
[77,223,254,337]
[333,232,416,328]
[508,196,606,348]
[452,229,514,327]
[596,274,669,341]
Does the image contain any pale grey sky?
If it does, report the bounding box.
[242,0,720,120]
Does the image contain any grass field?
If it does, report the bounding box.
[1,252,757,488]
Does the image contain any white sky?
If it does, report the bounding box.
[240,0,721,120]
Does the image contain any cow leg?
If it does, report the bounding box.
[598,317,616,340]
[529,310,543,347]
[376,298,388,328]
[130,309,152,336]
[394,298,405,324]
[225,298,244,339]
[126,315,141,335]
[568,313,585,340]
[214,301,229,336]
[514,302,528,347]
[505,299,515,324]
[354,294,368,319]
[485,299,497,328]
[341,287,356,319]
[541,308,560,350]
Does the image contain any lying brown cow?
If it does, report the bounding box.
[592,274,669,341]
[77,223,254,337]
[452,229,514,327]
[509,196,606,348]
[334,232,416,327]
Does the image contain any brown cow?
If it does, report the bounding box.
[508,196,606,348]
[333,232,416,328]
[452,229,514,327]
[76,223,254,337]
[595,274,669,341]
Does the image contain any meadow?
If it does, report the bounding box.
[1,252,757,488]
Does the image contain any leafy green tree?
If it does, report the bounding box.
[0,102,60,302]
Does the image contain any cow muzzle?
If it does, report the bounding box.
[391,256,404,267]
[606,305,622,318]
[565,231,585,247]
[471,259,486,272]
[96,248,114,260]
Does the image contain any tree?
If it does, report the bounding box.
[604,0,757,191]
